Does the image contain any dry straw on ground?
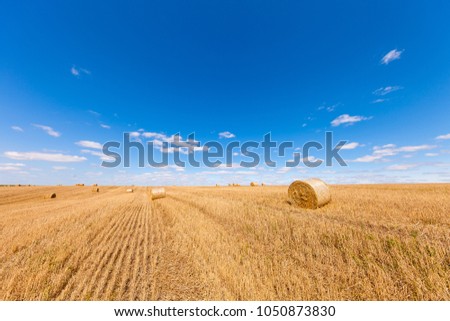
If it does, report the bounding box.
[288,178,331,209]
[44,193,56,199]
[1,184,449,300]
[150,187,166,200]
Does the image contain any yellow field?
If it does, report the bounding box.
[0,184,449,300]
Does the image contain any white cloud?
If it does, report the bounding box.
[71,66,91,77]
[331,114,370,127]
[142,132,176,141]
[80,149,116,161]
[4,151,86,162]
[340,142,361,150]
[425,153,438,157]
[436,133,450,140]
[386,164,419,171]
[0,166,22,171]
[129,132,141,138]
[373,86,403,96]
[33,124,61,137]
[397,145,436,152]
[353,155,383,163]
[11,126,23,132]
[0,163,26,171]
[381,49,403,65]
[219,131,236,139]
[75,140,103,150]
[353,144,436,163]
[372,98,388,104]
[0,163,25,167]
[100,124,111,129]
[52,166,72,171]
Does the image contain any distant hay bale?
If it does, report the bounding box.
[126,188,134,193]
[215,184,220,187]
[44,193,56,199]
[92,184,98,186]
[261,183,265,186]
[92,187,99,192]
[150,187,166,200]
[75,184,85,186]
[250,182,258,187]
[288,178,331,209]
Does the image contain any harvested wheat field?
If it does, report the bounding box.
[0,184,449,301]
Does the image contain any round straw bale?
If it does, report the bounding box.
[92,184,98,186]
[44,193,56,199]
[126,188,134,193]
[150,187,166,200]
[92,187,99,192]
[288,178,331,209]
[250,182,258,186]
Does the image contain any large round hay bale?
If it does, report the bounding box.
[44,193,56,199]
[288,178,331,209]
[92,187,99,192]
[250,182,258,187]
[150,187,166,200]
[126,188,134,193]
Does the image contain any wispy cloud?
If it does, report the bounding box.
[318,103,339,112]
[11,126,24,132]
[436,133,450,140]
[100,124,111,129]
[4,151,86,162]
[340,142,361,150]
[372,98,388,104]
[75,140,103,149]
[33,124,61,137]
[80,149,116,161]
[373,86,403,96]
[386,164,419,171]
[0,163,26,171]
[52,166,73,171]
[381,49,403,65]
[331,114,370,127]
[88,110,101,116]
[219,131,236,139]
[353,144,436,163]
[71,65,91,77]
[425,153,438,157]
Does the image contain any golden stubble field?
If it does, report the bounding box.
[0,184,449,300]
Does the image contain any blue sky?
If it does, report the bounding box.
[1,0,449,185]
